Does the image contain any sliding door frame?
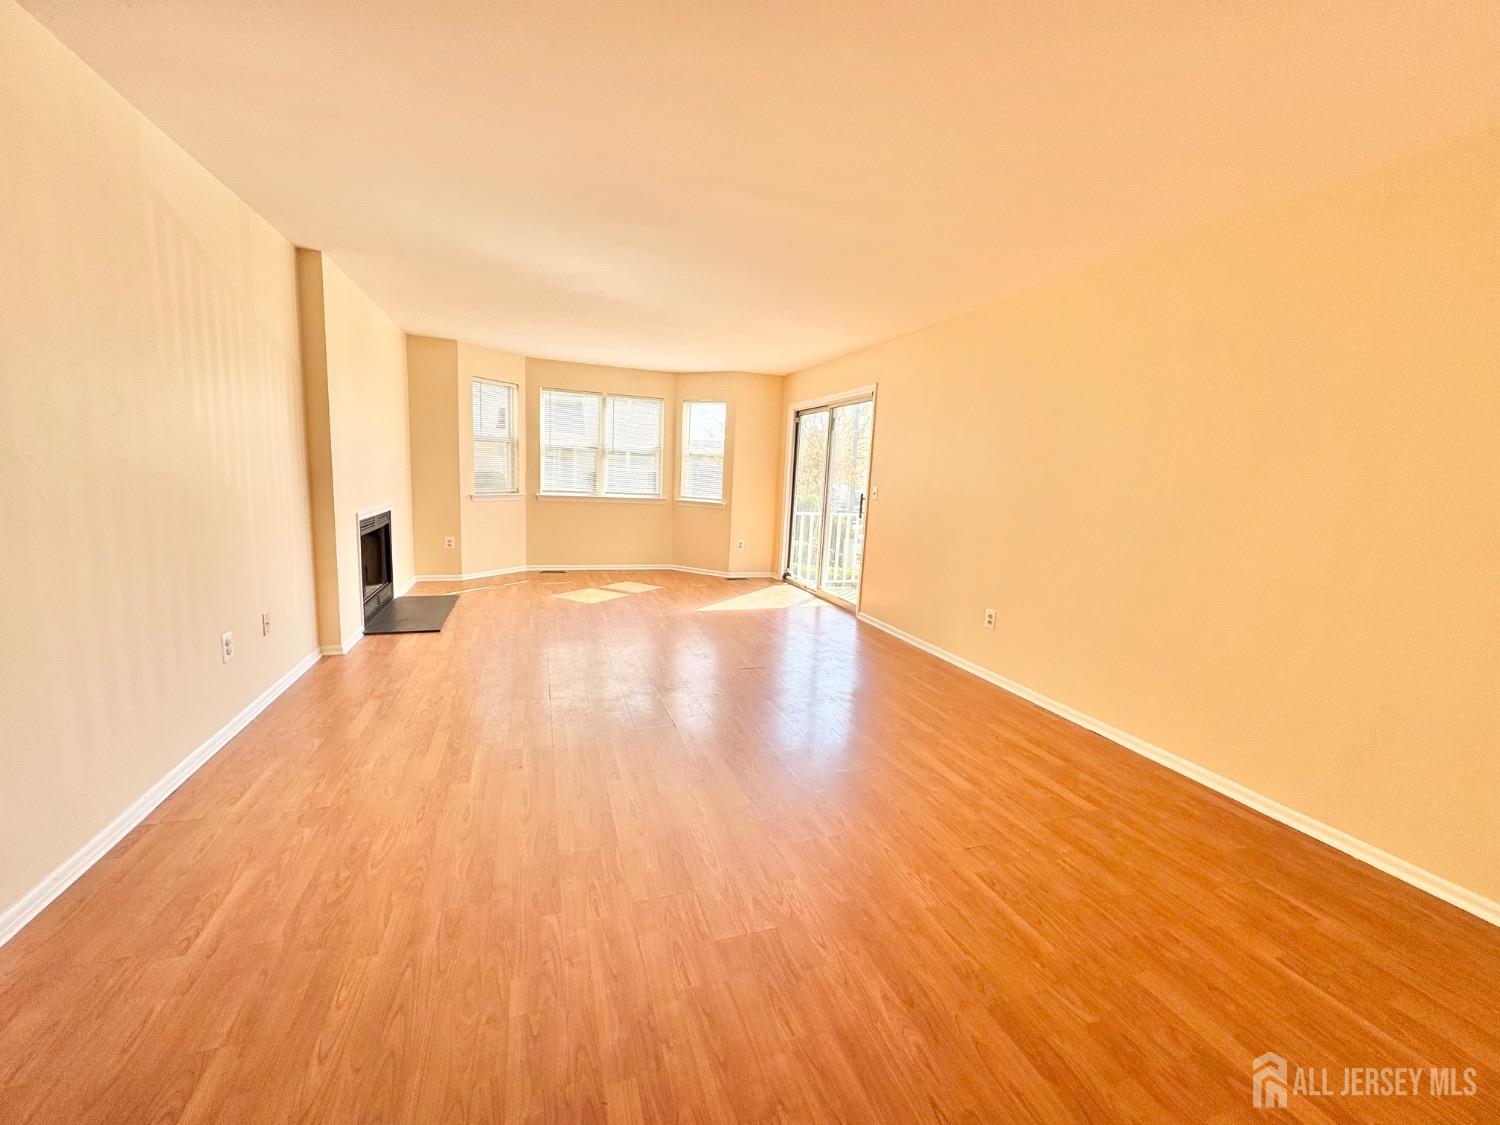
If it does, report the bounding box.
[778,383,879,613]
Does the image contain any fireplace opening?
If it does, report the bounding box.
[359,511,393,624]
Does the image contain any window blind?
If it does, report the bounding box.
[472,379,517,495]
[540,389,602,494]
[679,401,727,502]
[540,389,663,497]
[603,395,663,496]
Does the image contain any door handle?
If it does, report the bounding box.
[858,493,866,519]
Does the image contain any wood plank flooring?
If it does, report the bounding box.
[1,571,1497,1122]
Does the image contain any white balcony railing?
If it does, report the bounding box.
[789,508,864,596]
[788,509,820,584]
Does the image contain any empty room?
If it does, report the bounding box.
[1,1,1497,1121]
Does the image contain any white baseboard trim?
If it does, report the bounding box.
[669,565,778,579]
[414,564,777,582]
[413,565,528,582]
[320,579,411,656]
[319,627,362,656]
[0,649,323,949]
[529,563,676,573]
[856,612,1500,929]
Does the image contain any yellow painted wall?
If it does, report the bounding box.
[674,371,784,575]
[457,342,527,575]
[673,372,737,574]
[297,251,413,647]
[782,131,1500,902]
[406,336,462,577]
[405,338,528,578]
[520,359,782,573]
[0,5,318,913]
[524,359,679,567]
[321,257,414,636]
[724,373,786,576]
[295,250,344,647]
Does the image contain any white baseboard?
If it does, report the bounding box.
[319,578,411,656]
[413,565,528,582]
[319,627,362,656]
[0,649,323,949]
[856,612,1500,929]
[529,563,676,574]
[413,564,776,582]
[669,565,778,579]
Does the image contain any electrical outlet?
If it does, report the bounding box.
[983,608,996,631]
[737,539,745,549]
[261,612,271,637]
[444,536,455,549]
[221,631,235,663]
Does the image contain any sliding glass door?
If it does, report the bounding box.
[785,396,875,606]
[788,410,828,588]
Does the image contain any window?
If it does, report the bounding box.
[540,389,663,497]
[603,395,664,496]
[471,379,518,495]
[679,401,727,502]
[540,389,600,494]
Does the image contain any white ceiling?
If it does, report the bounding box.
[21,1,1500,373]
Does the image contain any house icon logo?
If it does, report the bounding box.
[1253,1052,1289,1109]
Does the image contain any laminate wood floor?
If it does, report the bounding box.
[2,572,1497,1123]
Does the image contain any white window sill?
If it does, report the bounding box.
[675,497,725,507]
[469,492,522,502]
[535,493,667,503]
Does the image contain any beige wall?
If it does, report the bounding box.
[405,338,528,578]
[673,372,737,574]
[521,359,782,573]
[524,359,679,567]
[294,249,343,646]
[674,371,784,575]
[782,131,1500,902]
[297,251,414,648]
[457,342,527,575]
[406,336,462,577]
[408,353,782,575]
[321,256,414,639]
[724,373,785,576]
[0,5,318,915]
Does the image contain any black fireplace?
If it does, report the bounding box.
[359,510,393,624]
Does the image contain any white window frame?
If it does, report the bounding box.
[471,378,519,497]
[678,400,728,504]
[538,388,665,499]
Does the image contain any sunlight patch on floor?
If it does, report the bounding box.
[552,587,628,604]
[699,584,825,612]
[601,581,660,593]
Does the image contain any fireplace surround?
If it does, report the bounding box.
[359,510,393,625]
